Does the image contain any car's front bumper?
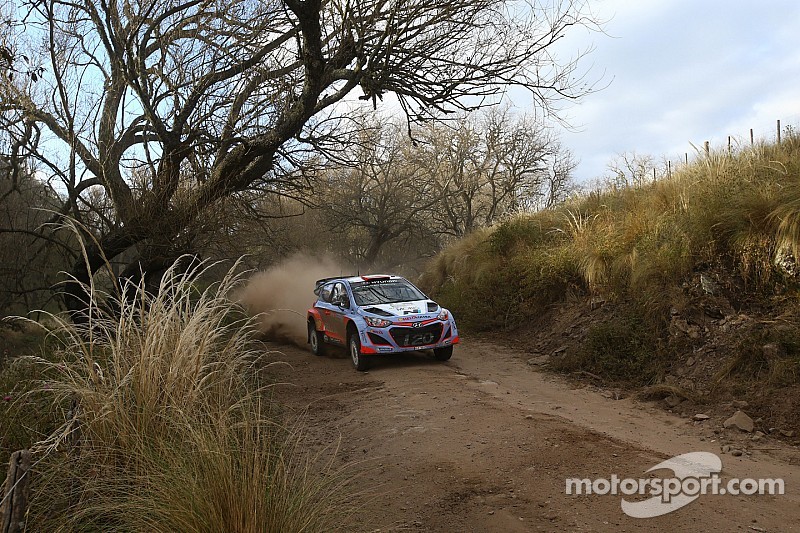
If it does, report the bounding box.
[358,318,460,354]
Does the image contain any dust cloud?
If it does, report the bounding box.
[238,254,344,345]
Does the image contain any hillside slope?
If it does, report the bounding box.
[420,134,800,435]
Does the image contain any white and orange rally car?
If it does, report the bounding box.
[307,274,459,371]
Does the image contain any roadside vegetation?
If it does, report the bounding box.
[421,131,800,409]
[1,261,353,531]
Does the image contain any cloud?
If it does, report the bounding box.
[553,1,800,182]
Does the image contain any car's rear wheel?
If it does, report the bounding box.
[308,321,326,356]
[348,333,370,371]
[433,346,453,361]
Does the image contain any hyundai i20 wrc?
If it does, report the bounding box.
[307,274,459,371]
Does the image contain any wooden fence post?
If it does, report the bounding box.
[704,141,710,158]
[777,119,781,144]
[0,450,31,533]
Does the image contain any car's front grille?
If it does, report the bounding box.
[389,323,443,347]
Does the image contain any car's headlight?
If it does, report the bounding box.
[365,316,392,328]
[438,310,449,321]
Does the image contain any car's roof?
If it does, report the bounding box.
[315,274,406,287]
[345,274,405,284]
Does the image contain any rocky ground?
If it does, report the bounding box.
[265,336,800,532]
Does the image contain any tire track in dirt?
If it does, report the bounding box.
[266,337,799,532]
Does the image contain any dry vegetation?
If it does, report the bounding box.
[421,132,800,404]
[1,261,354,531]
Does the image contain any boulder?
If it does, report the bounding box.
[723,410,754,433]
[664,395,683,408]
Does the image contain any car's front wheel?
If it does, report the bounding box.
[433,346,453,361]
[308,321,326,356]
[348,333,370,371]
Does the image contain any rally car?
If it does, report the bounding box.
[307,274,459,371]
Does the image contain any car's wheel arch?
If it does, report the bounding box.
[307,309,324,331]
[345,318,359,342]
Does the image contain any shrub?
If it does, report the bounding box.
[716,326,800,387]
[551,310,664,385]
[14,259,353,532]
[423,135,800,332]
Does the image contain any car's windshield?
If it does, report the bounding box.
[350,279,425,306]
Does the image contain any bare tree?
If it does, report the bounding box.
[605,152,658,189]
[0,0,600,318]
[317,110,576,268]
[526,139,578,210]
[318,120,449,267]
[0,158,72,315]
[418,108,576,236]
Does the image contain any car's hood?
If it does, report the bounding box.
[362,299,431,317]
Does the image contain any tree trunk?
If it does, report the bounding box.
[1,449,31,533]
[62,229,141,324]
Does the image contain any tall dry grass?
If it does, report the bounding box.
[421,131,800,330]
[20,258,353,532]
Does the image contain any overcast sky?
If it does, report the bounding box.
[534,0,800,183]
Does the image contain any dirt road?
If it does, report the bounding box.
[266,336,799,532]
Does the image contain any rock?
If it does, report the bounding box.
[721,445,731,453]
[702,304,724,319]
[686,357,696,367]
[590,299,606,310]
[754,431,765,438]
[773,245,799,277]
[700,274,719,295]
[732,400,749,409]
[552,345,567,355]
[665,395,683,408]
[673,319,691,333]
[779,429,796,438]
[724,411,754,433]
[731,449,743,457]
[693,414,710,421]
[527,356,548,366]
[524,414,534,420]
